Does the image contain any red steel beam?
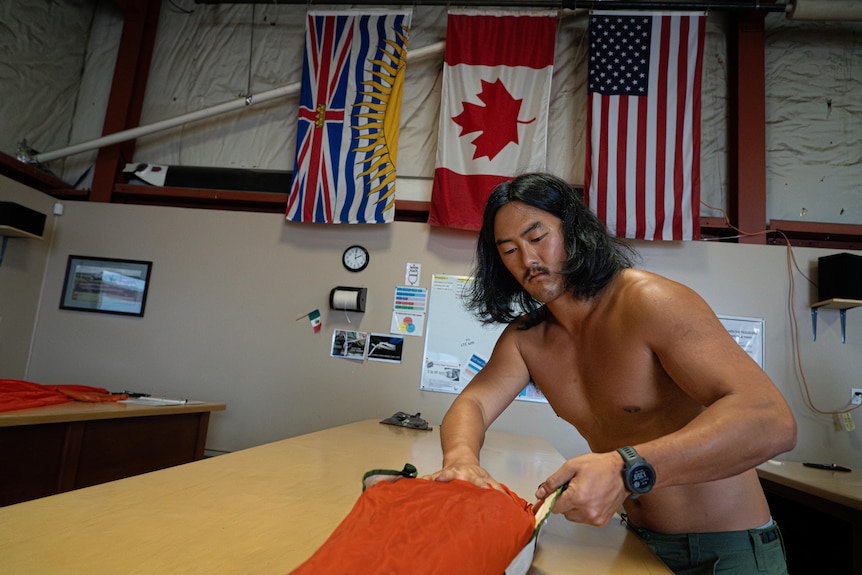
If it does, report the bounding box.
[90,0,161,202]
[728,11,768,244]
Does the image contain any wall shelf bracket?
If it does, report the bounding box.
[811,299,862,344]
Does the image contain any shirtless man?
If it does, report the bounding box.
[427,173,797,573]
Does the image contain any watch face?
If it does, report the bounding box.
[343,245,369,272]
[618,446,655,497]
[630,465,654,492]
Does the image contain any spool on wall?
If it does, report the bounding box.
[330,287,367,312]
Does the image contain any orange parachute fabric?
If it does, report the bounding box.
[288,478,536,575]
[0,379,126,412]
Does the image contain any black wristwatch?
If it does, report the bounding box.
[617,446,656,499]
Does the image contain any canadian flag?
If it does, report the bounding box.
[429,10,557,231]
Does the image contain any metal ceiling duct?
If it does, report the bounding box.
[194,0,862,20]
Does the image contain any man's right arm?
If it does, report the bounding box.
[429,393,501,489]
[424,325,533,489]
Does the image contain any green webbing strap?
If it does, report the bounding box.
[361,463,418,491]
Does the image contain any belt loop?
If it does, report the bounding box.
[775,524,787,561]
[688,533,699,565]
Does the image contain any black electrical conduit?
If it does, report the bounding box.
[194,0,789,12]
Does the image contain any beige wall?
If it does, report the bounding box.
[0,176,56,377]
[5,183,862,470]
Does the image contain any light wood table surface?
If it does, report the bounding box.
[0,399,227,427]
[757,459,862,511]
[0,418,670,574]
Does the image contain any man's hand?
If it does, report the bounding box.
[536,451,629,527]
[422,462,505,491]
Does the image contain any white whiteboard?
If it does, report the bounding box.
[420,274,545,402]
[421,274,765,401]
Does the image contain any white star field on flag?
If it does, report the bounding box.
[588,16,652,97]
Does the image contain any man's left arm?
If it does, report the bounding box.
[629,276,797,488]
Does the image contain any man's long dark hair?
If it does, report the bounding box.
[466,172,638,327]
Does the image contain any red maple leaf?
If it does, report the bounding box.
[451,78,535,161]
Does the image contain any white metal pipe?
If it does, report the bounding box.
[33,82,299,164]
[31,41,447,165]
[407,40,446,61]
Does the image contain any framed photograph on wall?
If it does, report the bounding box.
[60,255,153,317]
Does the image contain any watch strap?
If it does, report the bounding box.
[617,446,655,498]
[617,445,640,463]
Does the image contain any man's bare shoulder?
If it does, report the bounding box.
[602,270,725,347]
[500,312,549,340]
[615,269,708,312]
[618,268,691,295]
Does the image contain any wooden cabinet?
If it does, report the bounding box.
[758,461,862,574]
[0,401,225,506]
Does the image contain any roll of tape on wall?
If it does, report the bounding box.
[332,288,360,310]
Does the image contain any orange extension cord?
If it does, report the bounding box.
[701,200,861,419]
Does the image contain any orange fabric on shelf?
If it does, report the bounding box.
[0,379,72,412]
[0,379,125,412]
[288,478,536,575]
[50,385,126,403]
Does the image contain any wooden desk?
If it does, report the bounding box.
[0,418,670,574]
[0,400,226,506]
[757,460,862,573]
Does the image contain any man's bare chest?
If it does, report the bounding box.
[520,335,689,448]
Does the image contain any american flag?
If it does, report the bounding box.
[287,11,411,224]
[585,12,706,241]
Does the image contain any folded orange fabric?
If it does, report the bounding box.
[51,385,126,403]
[0,379,125,412]
[288,478,535,575]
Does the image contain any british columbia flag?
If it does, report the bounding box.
[287,10,412,224]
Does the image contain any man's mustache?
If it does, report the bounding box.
[524,266,551,282]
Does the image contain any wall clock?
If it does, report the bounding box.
[342,245,369,272]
